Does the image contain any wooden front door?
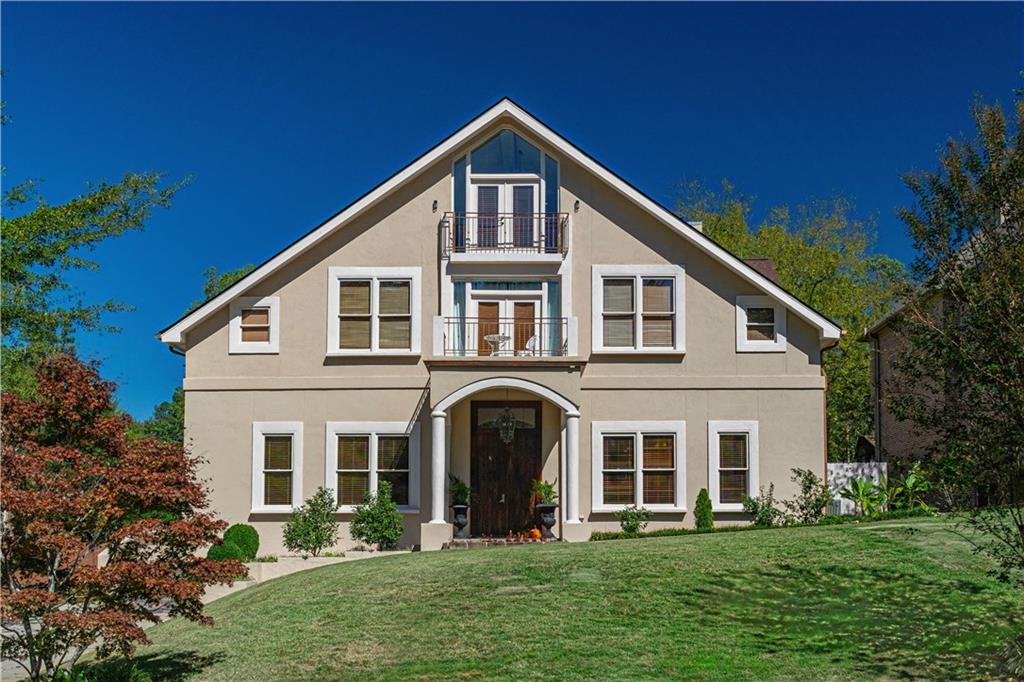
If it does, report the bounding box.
[470,401,542,536]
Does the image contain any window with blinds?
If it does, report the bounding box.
[339,281,371,349]
[240,307,271,342]
[263,435,293,506]
[336,277,413,351]
[337,436,370,506]
[600,431,678,507]
[745,307,775,342]
[377,436,410,506]
[598,272,679,350]
[602,279,635,347]
[602,436,635,504]
[718,433,749,504]
[642,434,675,504]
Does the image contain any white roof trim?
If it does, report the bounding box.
[159,98,840,345]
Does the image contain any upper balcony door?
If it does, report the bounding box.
[470,181,540,250]
[470,294,540,357]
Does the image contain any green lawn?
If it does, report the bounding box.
[125,517,1020,680]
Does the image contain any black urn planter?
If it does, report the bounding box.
[536,503,559,540]
[451,504,470,539]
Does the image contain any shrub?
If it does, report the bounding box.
[55,659,153,682]
[254,554,278,563]
[283,487,339,557]
[782,468,831,524]
[207,540,246,561]
[224,524,260,560]
[530,478,559,505]
[840,477,881,516]
[350,480,404,551]
[695,488,714,531]
[449,474,471,506]
[743,483,784,527]
[615,505,653,534]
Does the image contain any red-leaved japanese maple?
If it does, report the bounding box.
[1,354,243,680]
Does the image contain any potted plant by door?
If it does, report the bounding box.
[530,479,559,540]
[449,475,471,539]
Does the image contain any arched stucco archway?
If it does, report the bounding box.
[424,377,581,548]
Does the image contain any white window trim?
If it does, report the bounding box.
[736,295,787,353]
[708,420,759,511]
[229,296,280,354]
[591,265,685,354]
[325,421,421,514]
[251,421,303,513]
[591,420,686,513]
[326,267,421,356]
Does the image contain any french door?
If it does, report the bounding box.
[474,298,540,356]
[473,183,539,250]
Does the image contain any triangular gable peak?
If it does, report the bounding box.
[159,98,841,346]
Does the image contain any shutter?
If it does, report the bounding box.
[719,434,748,469]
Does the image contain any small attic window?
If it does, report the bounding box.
[229,296,280,354]
[471,130,541,174]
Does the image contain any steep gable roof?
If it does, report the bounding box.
[159,98,841,346]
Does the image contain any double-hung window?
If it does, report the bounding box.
[327,267,421,355]
[592,266,685,353]
[735,296,787,352]
[251,422,303,513]
[591,421,686,511]
[708,420,759,510]
[326,422,420,512]
[229,296,280,354]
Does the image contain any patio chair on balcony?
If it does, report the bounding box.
[516,335,539,357]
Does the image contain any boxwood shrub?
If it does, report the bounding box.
[224,524,260,560]
[207,540,246,561]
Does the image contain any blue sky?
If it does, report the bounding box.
[3,2,1021,418]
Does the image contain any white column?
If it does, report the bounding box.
[430,410,447,523]
[565,410,581,524]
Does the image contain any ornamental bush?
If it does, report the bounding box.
[614,505,653,535]
[781,468,831,524]
[743,483,784,527]
[283,487,339,557]
[224,524,259,560]
[207,540,246,562]
[350,480,405,551]
[695,488,714,531]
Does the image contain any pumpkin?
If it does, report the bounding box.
[528,528,542,540]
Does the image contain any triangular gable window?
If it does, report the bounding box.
[471,130,541,174]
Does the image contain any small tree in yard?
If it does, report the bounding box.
[782,468,832,524]
[0,355,242,681]
[283,488,339,558]
[350,481,404,551]
[695,489,714,531]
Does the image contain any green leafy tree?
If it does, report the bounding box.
[187,264,255,314]
[350,481,404,551]
[1,173,183,395]
[781,468,832,524]
[283,487,339,557]
[888,92,1024,588]
[678,184,906,460]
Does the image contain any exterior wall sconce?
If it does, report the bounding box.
[432,200,438,213]
[574,199,580,213]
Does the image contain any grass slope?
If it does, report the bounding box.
[128,518,1020,681]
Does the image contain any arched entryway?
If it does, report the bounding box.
[427,378,581,543]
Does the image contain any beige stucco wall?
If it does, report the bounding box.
[178,114,829,551]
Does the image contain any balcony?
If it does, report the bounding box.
[441,212,569,262]
[432,316,578,358]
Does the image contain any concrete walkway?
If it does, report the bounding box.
[1,550,409,680]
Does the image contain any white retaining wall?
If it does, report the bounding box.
[827,462,887,515]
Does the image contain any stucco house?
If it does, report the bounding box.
[158,99,841,551]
